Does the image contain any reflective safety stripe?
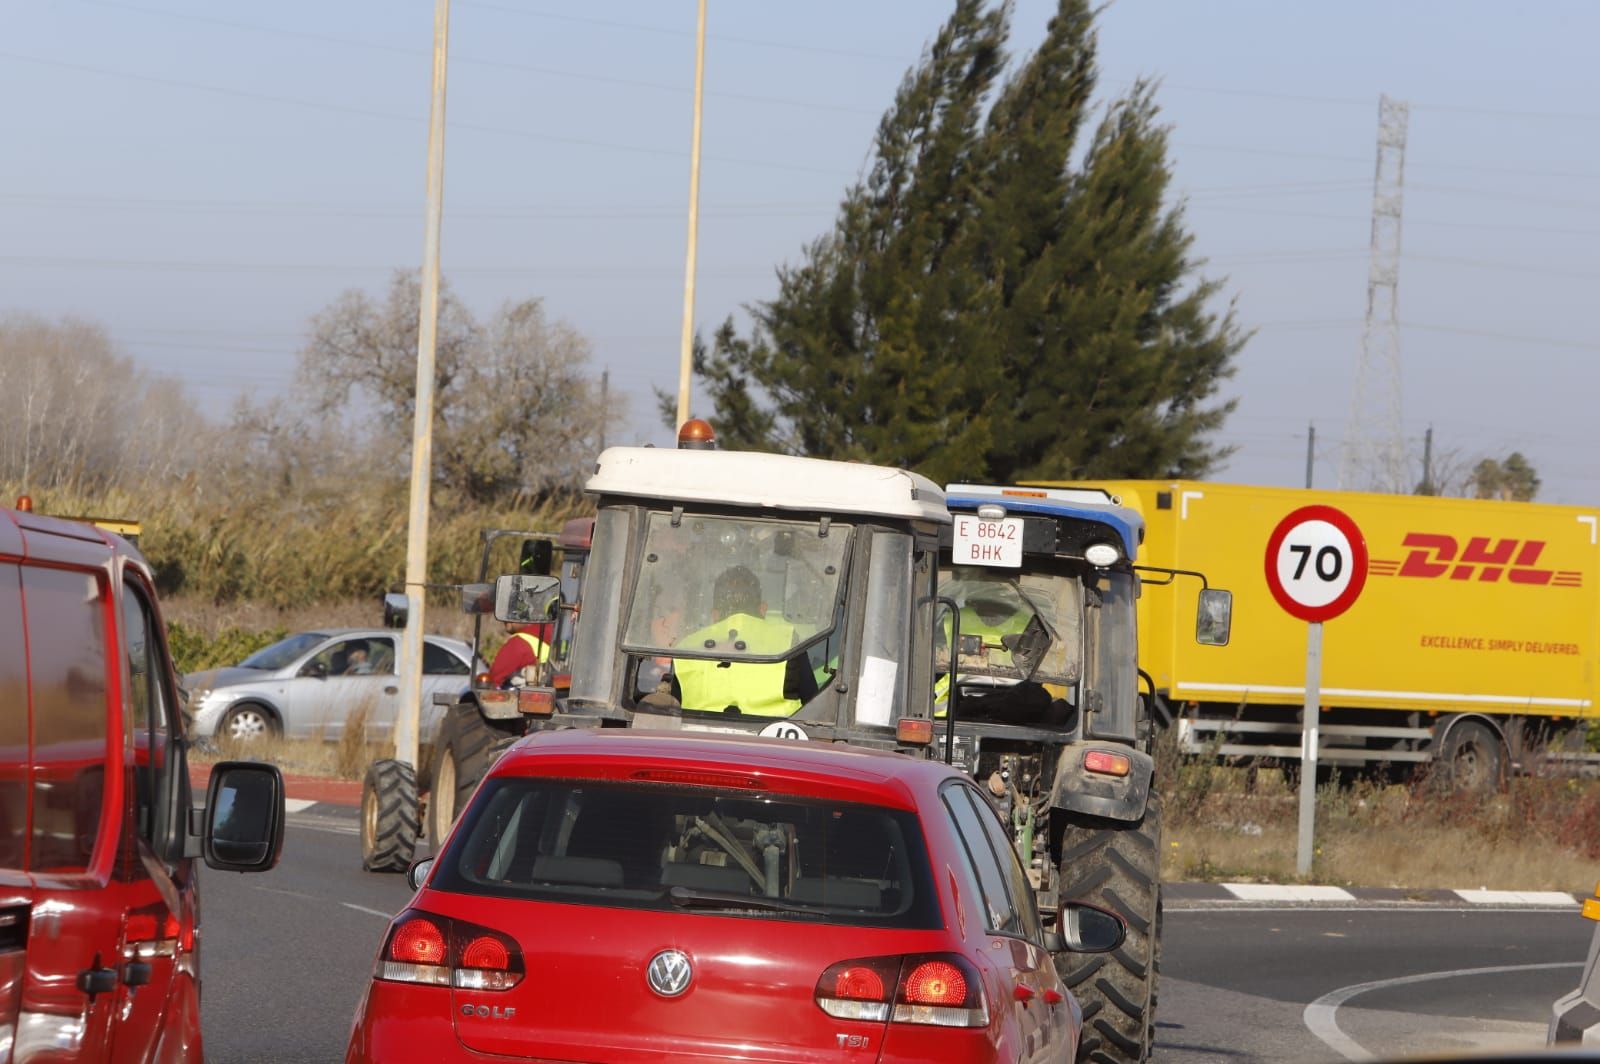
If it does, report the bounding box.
[673,612,800,717]
[512,632,550,663]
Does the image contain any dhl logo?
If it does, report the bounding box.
[1369,534,1583,587]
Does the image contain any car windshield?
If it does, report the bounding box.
[429,778,940,930]
[938,566,1083,685]
[238,632,328,670]
[621,512,851,663]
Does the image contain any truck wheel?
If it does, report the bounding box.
[426,704,520,850]
[361,759,419,873]
[1055,795,1162,1064]
[1438,720,1505,793]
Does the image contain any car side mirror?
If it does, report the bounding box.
[202,762,285,873]
[303,660,328,679]
[1196,588,1232,647]
[407,857,435,891]
[494,574,562,624]
[1054,901,1126,953]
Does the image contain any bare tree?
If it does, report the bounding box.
[295,273,620,502]
[0,314,201,493]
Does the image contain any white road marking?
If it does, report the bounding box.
[1303,961,1583,1061]
[1168,904,1578,915]
[1453,889,1577,906]
[284,798,316,813]
[343,903,395,919]
[1224,883,1355,902]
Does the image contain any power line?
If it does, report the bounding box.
[0,50,842,176]
[456,1,913,64]
[1402,321,1600,355]
[79,0,879,117]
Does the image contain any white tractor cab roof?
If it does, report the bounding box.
[945,483,1144,565]
[589,447,949,524]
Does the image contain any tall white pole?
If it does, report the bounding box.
[1296,621,1323,876]
[674,0,707,430]
[395,0,451,773]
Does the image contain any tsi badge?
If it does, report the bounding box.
[646,949,693,998]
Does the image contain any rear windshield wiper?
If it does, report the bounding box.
[666,887,824,918]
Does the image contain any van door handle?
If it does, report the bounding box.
[385,686,398,695]
[77,967,117,996]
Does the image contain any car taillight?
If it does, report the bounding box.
[815,953,987,1028]
[377,910,524,991]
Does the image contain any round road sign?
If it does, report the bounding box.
[1263,505,1368,622]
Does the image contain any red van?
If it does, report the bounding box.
[0,505,285,1061]
[346,730,1126,1062]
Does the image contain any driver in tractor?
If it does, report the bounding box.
[669,564,818,716]
[935,570,1067,725]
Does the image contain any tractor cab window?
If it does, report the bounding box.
[620,512,851,718]
[937,566,1085,687]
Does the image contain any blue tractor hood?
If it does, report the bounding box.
[945,484,1144,564]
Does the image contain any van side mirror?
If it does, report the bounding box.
[202,762,285,872]
[494,574,562,624]
[1196,588,1232,647]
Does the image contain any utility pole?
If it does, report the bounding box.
[394,0,451,776]
[1305,423,1315,490]
[599,368,609,452]
[1342,94,1410,492]
[674,0,708,431]
[1419,425,1434,495]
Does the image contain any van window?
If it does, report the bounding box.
[122,585,177,849]
[24,566,111,874]
[0,565,27,870]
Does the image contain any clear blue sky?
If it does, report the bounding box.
[5,1,1598,500]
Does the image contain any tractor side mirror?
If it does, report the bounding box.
[459,582,494,615]
[519,539,554,577]
[382,592,408,629]
[1196,588,1232,647]
[494,574,562,624]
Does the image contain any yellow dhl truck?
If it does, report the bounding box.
[1041,480,1600,784]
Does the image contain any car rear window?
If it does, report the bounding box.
[430,778,941,930]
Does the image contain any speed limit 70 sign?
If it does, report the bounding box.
[1264,505,1368,622]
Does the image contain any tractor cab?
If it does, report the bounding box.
[525,444,950,748]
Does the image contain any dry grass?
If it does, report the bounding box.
[163,594,477,644]
[191,704,394,782]
[1156,730,1600,892]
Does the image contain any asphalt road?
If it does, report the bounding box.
[198,813,1587,1062]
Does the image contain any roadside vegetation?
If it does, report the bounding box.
[1156,728,1600,892]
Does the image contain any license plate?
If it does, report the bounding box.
[952,515,1022,568]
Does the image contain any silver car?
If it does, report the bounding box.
[184,628,481,743]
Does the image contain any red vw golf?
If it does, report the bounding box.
[346,730,1123,1062]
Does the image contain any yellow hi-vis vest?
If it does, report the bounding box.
[513,631,551,663]
[935,605,1032,718]
[673,612,800,717]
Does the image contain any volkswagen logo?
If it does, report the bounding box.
[645,949,693,998]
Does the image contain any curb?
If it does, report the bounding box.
[190,765,362,809]
[1167,882,1582,908]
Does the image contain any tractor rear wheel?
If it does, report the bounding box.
[426,704,521,850]
[360,759,419,873]
[1054,795,1163,1064]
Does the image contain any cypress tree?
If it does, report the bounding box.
[691,0,1243,483]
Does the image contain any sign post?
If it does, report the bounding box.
[1263,505,1368,877]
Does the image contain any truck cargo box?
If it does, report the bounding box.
[1044,480,1600,770]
